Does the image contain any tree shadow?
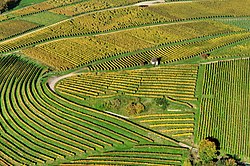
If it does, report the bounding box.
[8,0,21,9]
[157,57,162,65]
[1,0,21,13]
[205,137,220,150]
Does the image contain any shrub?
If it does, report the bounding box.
[127,102,145,115]
[155,97,169,110]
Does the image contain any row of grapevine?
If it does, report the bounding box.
[0,55,179,165]
[196,59,250,160]
[61,144,189,165]
[0,14,14,22]
[49,0,151,16]
[56,64,198,102]
[8,0,83,17]
[21,20,243,70]
[1,0,249,55]
[132,112,195,142]
[208,38,250,59]
[89,31,250,71]
[0,20,41,41]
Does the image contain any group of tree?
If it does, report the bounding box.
[0,0,20,13]
[185,138,245,166]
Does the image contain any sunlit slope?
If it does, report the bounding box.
[61,144,189,166]
[132,112,195,143]
[0,20,40,41]
[1,0,250,56]
[196,58,250,161]
[0,0,151,44]
[21,20,245,70]
[89,31,250,71]
[208,38,250,59]
[56,64,198,102]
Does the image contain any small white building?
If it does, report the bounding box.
[151,58,159,66]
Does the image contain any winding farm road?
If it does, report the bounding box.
[134,0,165,6]
[134,0,192,6]
[48,73,77,92]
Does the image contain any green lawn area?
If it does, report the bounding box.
[20,11,69,26]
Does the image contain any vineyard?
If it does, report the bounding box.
[208,38,250,59]
[132,112,195,143]
[56,64,198,103]
[46,0,250,36]
[0,20,40,41]
[61,144,189,165]
[49,0,149,16]
[196,59,250,161]
[0,55,181,165]
[21,20,244,70]
[0,0,250,165]
[0,14,13,22]
[20,11,68,25]
[217,17,250,30]
[89,31,250,71]
[0,0,250,55]
[9,0,82,17]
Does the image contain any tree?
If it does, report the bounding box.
[198,139,218,164]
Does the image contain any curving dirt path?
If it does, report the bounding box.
[178,142,193,150]
[133,0,165,6]
[48,73,77,92]
[134,0,192,6]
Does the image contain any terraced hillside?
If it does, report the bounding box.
[22,20,245,70]
[196,58,250,161]
[0,0,250,165]
[56,64,198,102]
[1,0,250,55]
[89,31,250,71]
[62,144,189,165]
[132,112,195,143]
[0,55,183,165]
[209,38,250,59]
